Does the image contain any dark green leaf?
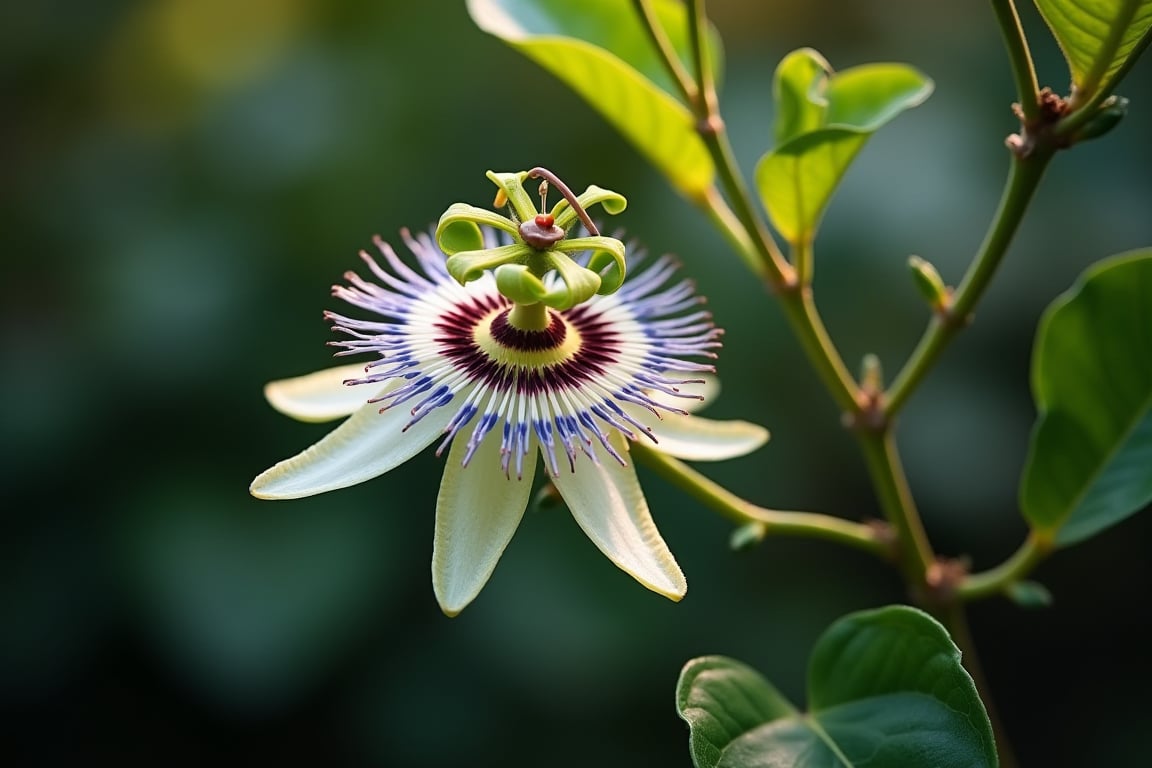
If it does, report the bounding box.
[756,53,932,244]
[676,606,997,768]
[1021,250,1152,546]
[1034,0,1152,103]
[467,0,718,195]
[676,656,798,768]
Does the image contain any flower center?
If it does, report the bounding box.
[475,307,581,369]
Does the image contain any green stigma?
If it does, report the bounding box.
[435,167,628,313]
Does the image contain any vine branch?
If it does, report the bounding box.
[633,443,894,560]
[884,148,1054,415]
[990,0,1040,123]
[958,532,1052,600]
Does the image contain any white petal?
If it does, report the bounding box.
[552,433,686,601]
[250,399,454,499]
[647,412,769,461]
[648,373,720,414]
[264,364,385,423]
[432,433,535,616]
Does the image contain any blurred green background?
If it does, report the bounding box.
[3,0,1150,765]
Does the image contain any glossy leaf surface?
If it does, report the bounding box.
[467,0,718,195]
[676,606,996,767]
[756,50,932,244]
[1034,0,1152,102]
[1021,251,1152,546]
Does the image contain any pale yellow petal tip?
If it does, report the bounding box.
[636,568,687,602]
[262,363,372,423]
[434,588,473,618]
[248,472,282,500]
[248,464,309,501]
[647,581,687,603]
[751,425,771,448]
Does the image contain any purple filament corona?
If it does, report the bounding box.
[324,229,722,477]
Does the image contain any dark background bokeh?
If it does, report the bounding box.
[3,1,1150,765]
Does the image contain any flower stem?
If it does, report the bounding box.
[633,442,893,559]
[885,148,1054,415]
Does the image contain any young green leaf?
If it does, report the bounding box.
[773,48,831,145]
[756,55,933,246]
[676,606,997,768]
[1034,0,1152,105]
[1021,250,1152,546]
[466,0,718,196]
[756,128,867,246]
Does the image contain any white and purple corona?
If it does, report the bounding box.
[251,169,768,615]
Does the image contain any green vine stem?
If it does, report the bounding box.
[884,147,1054,416]
[682,1,792,286]
[631,0,698,105]
[958,532,1052,600]
[855,430,936,583]
[990,0,1040,123]
[631,4,1069,764]
[776,287,862,414]
[792,239,815,287]
[666,0,862,414]
[632,442,893,559]
[700,186,768,281]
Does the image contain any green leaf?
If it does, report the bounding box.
[823,64,936,130]
[677,656,798,768]
[756,54,933,245]
[467,0,718,196]
[756,129,868,245]
[773,48,831,145]
[676,605,996,768]
[1034,0,1152,104]
[1021,250,1152,546]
